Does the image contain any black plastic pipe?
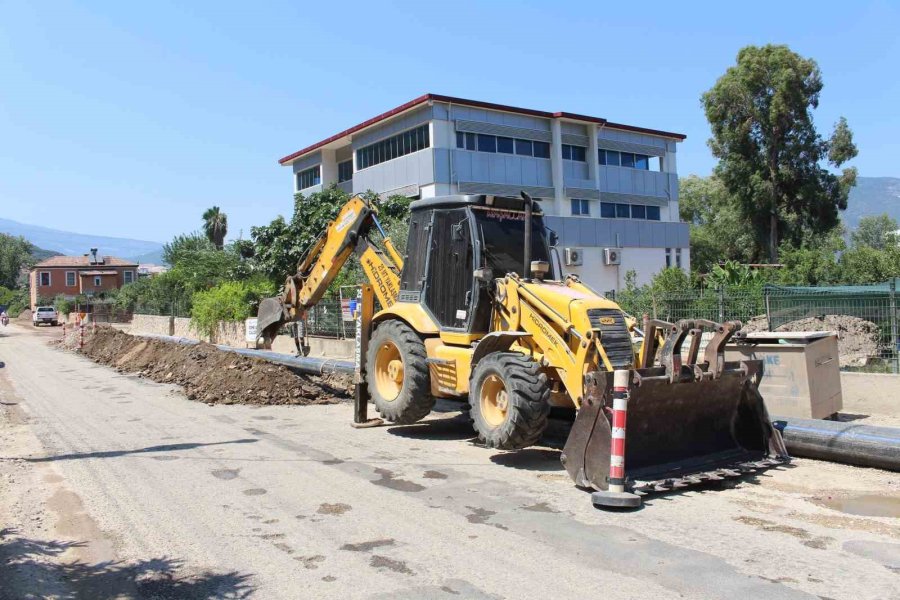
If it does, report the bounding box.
[136,333,355,376]
[773,416,900,472]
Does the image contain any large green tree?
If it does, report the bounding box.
[678,175,755,273]
[702,45,858,263]
[202,206,228,249]
[851,214,899,250]
[0,233,35,289]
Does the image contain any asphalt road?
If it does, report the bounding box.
[1,323,898,599]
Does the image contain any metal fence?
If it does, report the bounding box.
[613,281,900,372]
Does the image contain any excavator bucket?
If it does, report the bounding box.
[256,297,287,348]
[562,319,788,506]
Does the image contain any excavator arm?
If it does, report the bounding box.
[256,195,403,347]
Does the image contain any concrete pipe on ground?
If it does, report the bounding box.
[773,416,900,472]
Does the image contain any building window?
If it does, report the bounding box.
[65,271,76,286]
[562,144,586,162]
[456,130,551,159]
[358,124,430,170]
[602,150,620,166]
[599,202,662,221]
[124,270,134,285]
[477,134,496,152]
[675,248,683,269]
[665,248,672,268]
[39,271,51,286]
[599,149,655,171]
[296,165,321,190]
[532,141,550,158]
[515,139,532,156]
[94,276,102,286]
[338,160,353,183]
[570,199,590,216]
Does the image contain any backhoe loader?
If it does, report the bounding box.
[257,193,787,507]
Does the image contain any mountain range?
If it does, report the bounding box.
[0,218,165,264]
[841,176,900,230]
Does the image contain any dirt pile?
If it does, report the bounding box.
[740,314,884,367]
[64,327,352,406]
[16,309,31,322]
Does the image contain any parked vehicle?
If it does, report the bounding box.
[32,306,59,326]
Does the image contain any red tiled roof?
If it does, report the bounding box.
[277,93,686,165]
[33,255,139,268]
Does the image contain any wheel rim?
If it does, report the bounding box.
[374,341,404,401]
[480,374,509,428]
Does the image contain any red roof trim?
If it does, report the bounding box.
[604,121,686,140]
[277,94,685,165]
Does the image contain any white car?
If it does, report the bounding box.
[33,306,59,326]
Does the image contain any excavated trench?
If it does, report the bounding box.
[60,327,352,406]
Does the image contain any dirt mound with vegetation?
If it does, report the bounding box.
[16,309,31,322]
[62,327,352,405]
[740,314,884,367]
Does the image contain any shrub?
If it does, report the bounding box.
[190,278,276,338]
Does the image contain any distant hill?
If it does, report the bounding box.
[29,245,62,261]
[0,218,164,264]
[844,177,900,230]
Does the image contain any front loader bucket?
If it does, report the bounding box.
[562,320,788,505]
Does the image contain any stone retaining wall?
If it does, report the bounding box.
[131,314,355,358]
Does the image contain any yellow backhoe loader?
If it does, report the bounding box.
[257,193,787,507]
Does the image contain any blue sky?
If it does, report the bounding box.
[1,1,898,244]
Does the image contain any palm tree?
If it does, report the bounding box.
[202,206,228,249]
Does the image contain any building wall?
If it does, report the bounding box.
[286,99,688,290]
[30,266,137,308]
[564,246,691,292]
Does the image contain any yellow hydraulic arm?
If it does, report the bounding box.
[256,195,403,343]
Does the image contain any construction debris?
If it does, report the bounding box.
[741,314,884,367]
[61,327,351,406]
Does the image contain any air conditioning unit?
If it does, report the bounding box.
[604,248,623,266]
[564,247,583,266]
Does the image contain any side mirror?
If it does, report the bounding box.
[548,231,559,247]
[474,268,494,282]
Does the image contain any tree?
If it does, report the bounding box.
[851,214,899,250]
[679,175,755,273]
[163,232,215,266]
[0,233,35,289]
[202,206,228,249]
[702,45,858,263]
[249,185,410,288]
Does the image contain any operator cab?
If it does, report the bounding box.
[398,194,558,334]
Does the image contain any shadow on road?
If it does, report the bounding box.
[0,527,254,599]
[386,414,476,442]
[22,438,259,463]
[489,448,564,472]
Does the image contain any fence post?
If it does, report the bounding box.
[764,287,772,332]
[717,287,725,323]
[891,279,898,374]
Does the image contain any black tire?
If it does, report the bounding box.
[51,320,58,326]
[469,352,550,450]
[367,320,435,424]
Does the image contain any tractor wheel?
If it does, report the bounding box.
[367,320,435,424]
[469,352,550,449]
